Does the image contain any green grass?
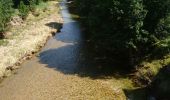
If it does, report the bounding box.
[36,1,48,10]
[12,9,20,17]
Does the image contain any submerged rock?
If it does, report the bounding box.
[150,65,170,99]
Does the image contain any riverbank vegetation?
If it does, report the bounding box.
[73,0,170,99]
[74,0,170,66]
[0,0,62,80]
[0,0,52,38]
[1,0,170,99]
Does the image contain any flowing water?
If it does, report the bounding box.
[0,0,134,99]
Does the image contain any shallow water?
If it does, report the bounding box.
[40,0,106,77]
[0,0,134,99]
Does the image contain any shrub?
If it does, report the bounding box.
[0,0,13,38]
[29,0,37,12]
[18,1,29,20]
[75,0,170,66]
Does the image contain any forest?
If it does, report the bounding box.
[74,0,170,66]
[73,0,170,99]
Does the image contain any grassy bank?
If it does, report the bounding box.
[0,1,63,79]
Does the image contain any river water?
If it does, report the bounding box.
[40,0,119,78]
[0,0,134,99]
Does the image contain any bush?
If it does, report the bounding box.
[29,0,37,12]
[0,0,13,38]
[75,0,170,66]
[143,0,170,34]
[18,1,29,20]
[29,0,44,11]
[12,0,30,8]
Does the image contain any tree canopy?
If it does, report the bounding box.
[75,0,170,66]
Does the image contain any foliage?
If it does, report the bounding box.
[143,0,170,34]
[0,0,13,38]
[18,0,45,19]
[12,0,45,10]
[29,0,37,12]
[12,0,29,8]
[18,1,29,20]
[29,0,44,11]
[75,0,170,66]
[0,0,48,38]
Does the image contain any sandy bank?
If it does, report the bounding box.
[0,1,63,79]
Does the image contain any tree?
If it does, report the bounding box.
[143,0,170,34]
[75,0,170,66]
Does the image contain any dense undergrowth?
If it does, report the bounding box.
[74,0,170,66]
[71,0,170,99]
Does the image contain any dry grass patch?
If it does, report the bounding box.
[0,1,63,78]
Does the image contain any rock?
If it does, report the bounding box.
[148,96,156,100]
[4,70,12,77]
[10,16,23,26]
[150,65,170,99]
[15,61,21,66]
[51,30,56,36]
[57,29,61,33]
[11,66,20,70]
[0,32,5,39]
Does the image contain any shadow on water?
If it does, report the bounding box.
[38,0,132,79]
[40,0,170,99]
[39,42,131,79]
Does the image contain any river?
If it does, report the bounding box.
[0,0,134,100]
